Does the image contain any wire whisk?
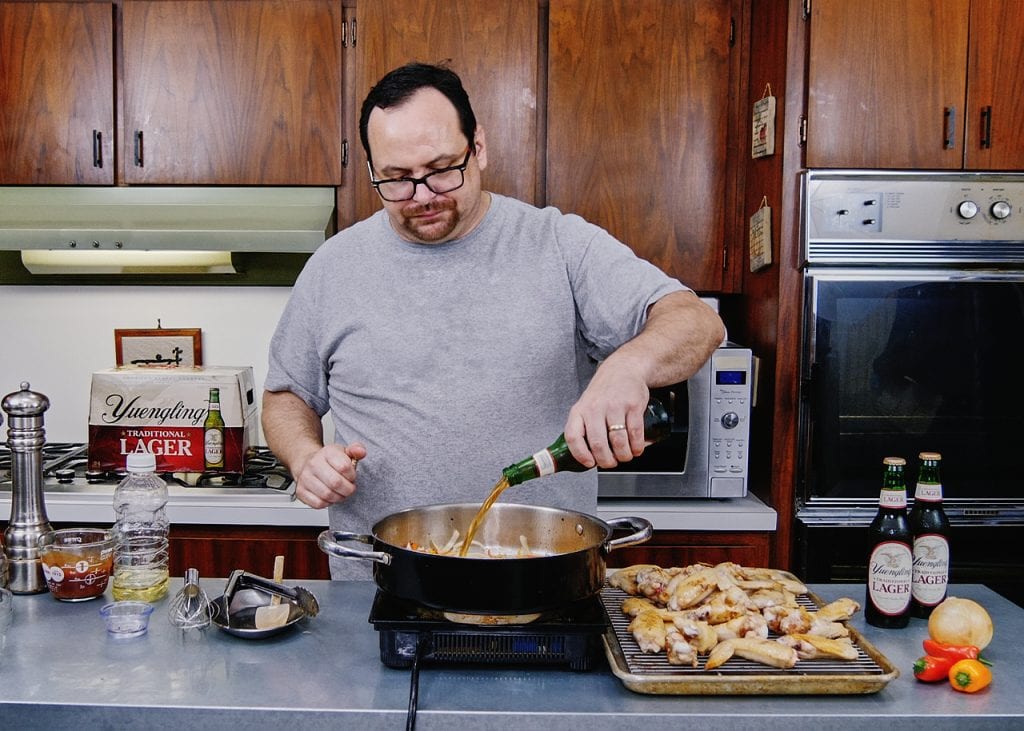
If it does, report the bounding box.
[168,567,213,629]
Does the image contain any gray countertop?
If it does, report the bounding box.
[1,581,1019,730]
[0,487,777,531]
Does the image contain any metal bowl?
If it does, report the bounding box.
[210,588,306,639]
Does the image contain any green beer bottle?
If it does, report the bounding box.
[502,397,671,486]
[203,387,226,470]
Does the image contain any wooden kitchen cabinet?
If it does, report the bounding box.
[121,0,343,185]
[546,0,744,293]
[166,527,769,581]
[0,2,115,184]
[806,0,1024,170]
[351,0,540,221]
[168,525,330,580]
[605,530,771,569]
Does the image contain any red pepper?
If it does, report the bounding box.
[922,639,992,666]
[913,654,956,682]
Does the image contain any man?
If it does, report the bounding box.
[263,63,724,578]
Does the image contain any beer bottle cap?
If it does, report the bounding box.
[918,452,942,460]
[883,456,906,466]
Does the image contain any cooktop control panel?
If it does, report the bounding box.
[803,170,1024,265]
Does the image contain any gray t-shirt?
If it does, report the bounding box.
[265,193,685,578]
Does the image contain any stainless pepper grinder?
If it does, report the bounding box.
[2,382,52,594]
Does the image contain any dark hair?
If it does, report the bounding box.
[359,63,477,167]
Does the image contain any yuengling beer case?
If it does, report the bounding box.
[87,366,257,474]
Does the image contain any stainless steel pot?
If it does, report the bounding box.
[317,502,652,613]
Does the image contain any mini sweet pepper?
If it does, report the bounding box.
[913,654,956,682]
[922,639,992,666]
[948,659,993,693]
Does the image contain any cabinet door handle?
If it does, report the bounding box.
[134,130,144,167]
[342,138,349,168]
[92,130,103,168]
[943,106,956,150]
[980,106,993,149]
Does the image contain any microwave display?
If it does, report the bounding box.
[716,370,747,385]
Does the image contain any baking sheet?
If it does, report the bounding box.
[601,581,899,695]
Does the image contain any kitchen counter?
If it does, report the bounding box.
[0,485,776,531]
[0,582,1019,730]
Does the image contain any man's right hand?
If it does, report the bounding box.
[293,442,367,509]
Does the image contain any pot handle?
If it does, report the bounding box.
[602,516,654,553]
[317,530,393,566]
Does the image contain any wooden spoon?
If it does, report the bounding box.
[254,555,290,629]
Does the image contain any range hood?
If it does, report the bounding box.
[0,186,335,274]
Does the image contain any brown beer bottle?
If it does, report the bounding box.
[865,457,913,628]
[909,452,951,618]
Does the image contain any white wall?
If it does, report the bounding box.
[0,285,292,443]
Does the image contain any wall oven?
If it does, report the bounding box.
[795,170,1024,607]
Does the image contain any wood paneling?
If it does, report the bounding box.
[606,530,771,569]
[121,0,342,184]
[806,0,1024,170]
[967,0,1024,170]
[352,0,540,222]
[168,525,330,580]
[546,0,740,292]
[0,2,114,184]
[730,0,791,568]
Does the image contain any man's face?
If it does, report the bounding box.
[366,88,488,244]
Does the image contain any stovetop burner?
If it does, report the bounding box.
[0,442,294,493]
[369,590,607,671]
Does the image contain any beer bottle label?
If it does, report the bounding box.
[204,429,224,466]
[912,534,950,606]
[868,540,912,615]
[914,482,943,502]
[533,449,556,477]
[879,490,907,509]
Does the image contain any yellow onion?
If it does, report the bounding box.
[927,597,994,650]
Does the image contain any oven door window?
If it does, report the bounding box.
[804,273,1024,500]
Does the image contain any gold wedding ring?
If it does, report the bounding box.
[607,424,627,432]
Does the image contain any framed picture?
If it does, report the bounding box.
[114,328,202,367]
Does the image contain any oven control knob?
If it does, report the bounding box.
[990,200,1012,220]
[720,411,740,429]
[957,200,979,219]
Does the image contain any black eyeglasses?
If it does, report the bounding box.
[367,149,472,202]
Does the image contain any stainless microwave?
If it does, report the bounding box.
[597,344,753,499]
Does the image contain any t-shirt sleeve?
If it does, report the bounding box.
[263,260,331,417]
[556,214,687,362]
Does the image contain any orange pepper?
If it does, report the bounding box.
[948,659,993,693]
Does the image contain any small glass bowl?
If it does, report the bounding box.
[99,601,154,638]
